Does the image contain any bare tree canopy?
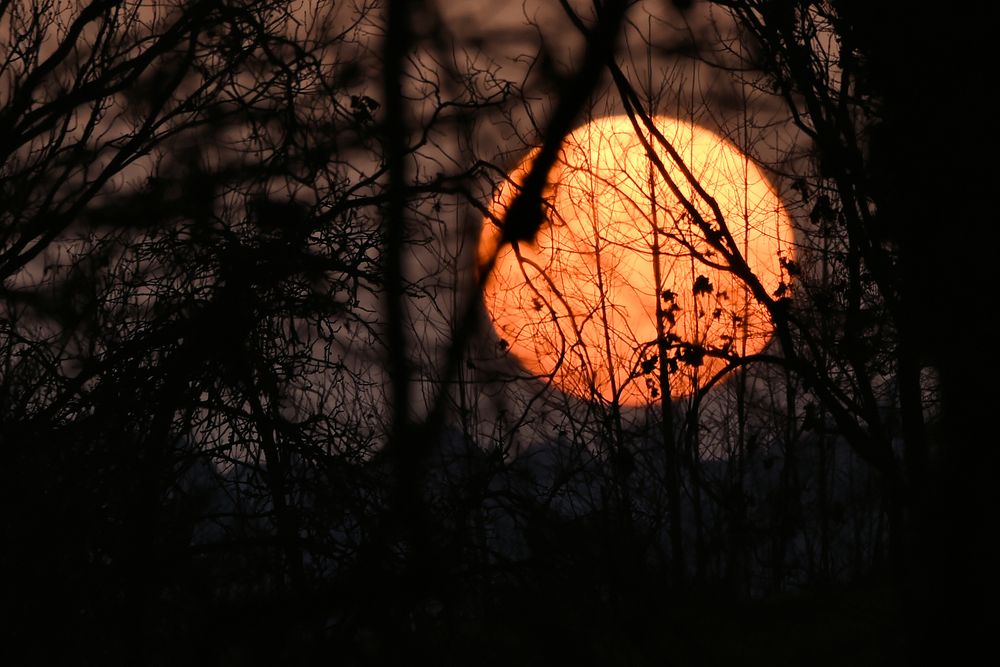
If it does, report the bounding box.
[1,1,992,664]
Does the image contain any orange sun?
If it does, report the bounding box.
[480,115,793,406]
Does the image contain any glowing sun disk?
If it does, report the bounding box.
[480,115,794,406]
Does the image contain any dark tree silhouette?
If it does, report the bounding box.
[3,0,981,664]
[692,2,996,661]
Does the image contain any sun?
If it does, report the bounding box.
[480,115,793,406]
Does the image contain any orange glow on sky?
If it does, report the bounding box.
[480,115,794,406]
